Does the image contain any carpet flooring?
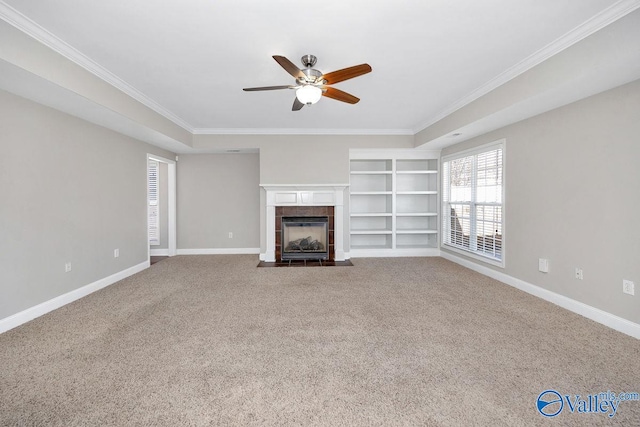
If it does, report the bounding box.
[1,255,639,426]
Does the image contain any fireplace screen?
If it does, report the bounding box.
[281,216,329,261]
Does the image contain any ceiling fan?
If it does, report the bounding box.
[243,55,372,111]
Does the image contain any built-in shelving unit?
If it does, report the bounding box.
[349,150,439,257]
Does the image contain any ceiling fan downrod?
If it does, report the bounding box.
[301,54,317,68]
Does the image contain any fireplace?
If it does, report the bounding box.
[262,186,346,263]
[275,206,335,262]
[281,216,329,261]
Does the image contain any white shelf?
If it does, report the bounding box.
[396,229,438,234]
[397,211,437,216]
[350,230,393,235]
[350,171,393,175]
[351,191,393,195]
[350,244,394,251]
[350,247,440,258]
[350,149,439,255]
[350,212,392,217]
[395,244,436,249]
[396,212,437,217]
[396,191,438,195]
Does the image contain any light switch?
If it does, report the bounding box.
[538,258,549,273]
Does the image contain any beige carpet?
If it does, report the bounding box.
[1,256,638,426]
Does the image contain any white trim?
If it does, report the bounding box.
[177,248,261,255]
[193,128,413,136]
[441,243,504,268]
[150,248,169,256]
[166,162,177,256]
[147,154,177,258]
[441,139,506,268]
[0,1,194,132]
[349,148,441,160]
[262,185,347,262]
[412,0,640,133]
[0,261,149,334]
[260,184,350,189]
[441,251,640,340]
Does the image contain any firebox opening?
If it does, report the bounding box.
[281,216,329,261]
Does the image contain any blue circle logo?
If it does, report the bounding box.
[537,390,563,417]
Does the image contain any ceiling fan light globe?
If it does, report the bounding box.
[296,85,322,105]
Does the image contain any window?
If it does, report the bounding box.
[148,159,160,246]
[442,141,504,265]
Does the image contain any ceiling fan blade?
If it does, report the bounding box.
[322,87,360,104]
[321,64,372,85]
[292,97,304,111]
[273,55,306,80]
[243,85,295,91]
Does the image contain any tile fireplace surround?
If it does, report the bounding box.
[261,185,347,262]
[277,206,334,262]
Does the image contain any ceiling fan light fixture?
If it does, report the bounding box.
[296,85,322,105]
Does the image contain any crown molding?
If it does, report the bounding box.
[3,0,638,138]
[412,0,640,134]
[192,128,414,136]
[0,1,194,132]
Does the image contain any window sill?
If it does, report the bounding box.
[441,244,505,268]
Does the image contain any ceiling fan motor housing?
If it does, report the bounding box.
[299,68,323,85]
[298,55,323,84]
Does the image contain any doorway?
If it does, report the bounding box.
[147,154,176,260]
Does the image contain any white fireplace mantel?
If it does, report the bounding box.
[260,184,349,262]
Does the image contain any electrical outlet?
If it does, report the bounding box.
[228,232,233,239]
[114,248,119,258]
[575,268,583,280]
[65,262,72,273]
[538,258,549,273]
[623,280,635,296]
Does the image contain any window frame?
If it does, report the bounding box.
[441,139,506,268]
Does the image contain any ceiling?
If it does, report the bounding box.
[1,0,639,148]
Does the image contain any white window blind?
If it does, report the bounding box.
[148,160,160,246]
[442,142,503,264]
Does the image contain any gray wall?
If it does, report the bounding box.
[192,134,415,184]
[191,135,415,253]
[0,89,175,320]
[441,78,640,324]
[257,136,414,184]
[177,154,260,250]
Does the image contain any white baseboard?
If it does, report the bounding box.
[177,248,260,255]
[149,248,169,256]
[0,260,149,334]
[440,252,640,339]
